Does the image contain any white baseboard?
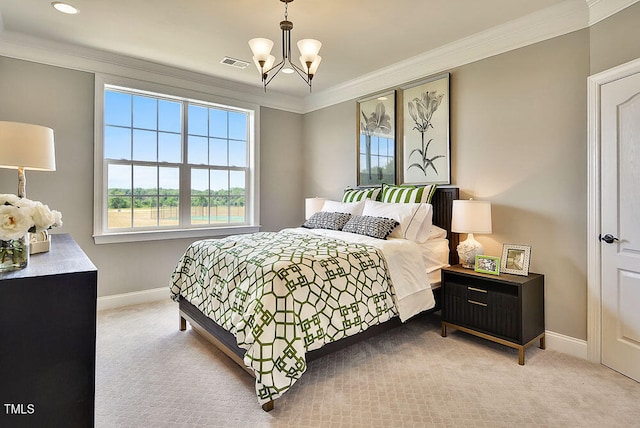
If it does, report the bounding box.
[545,330,588,360]
[97,287,168,311]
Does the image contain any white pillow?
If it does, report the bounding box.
[362,199,433,242]
[425,224,447,241]
[321,199,365,216]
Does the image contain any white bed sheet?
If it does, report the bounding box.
[286,228,447,321]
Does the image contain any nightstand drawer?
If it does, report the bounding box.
[444,281,519,340]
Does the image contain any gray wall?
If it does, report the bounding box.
[302,4,640,341]
[0,56,303,297]
[589,2,640,74]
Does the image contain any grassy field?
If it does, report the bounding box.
[107,206,245,228]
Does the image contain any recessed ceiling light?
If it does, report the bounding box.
[51,2,79,15]
[282,68,295,74]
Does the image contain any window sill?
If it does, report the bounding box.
[93,225,261,244]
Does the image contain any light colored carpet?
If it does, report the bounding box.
[96,300,640,427]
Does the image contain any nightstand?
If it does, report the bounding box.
[441,264,545,365]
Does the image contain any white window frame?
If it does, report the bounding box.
[93,74,260,244]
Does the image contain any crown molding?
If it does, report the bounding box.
[0,31,306,114]
[303,0,590,113]
[587,0,639,24]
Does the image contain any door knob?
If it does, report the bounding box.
[599,234,619,244]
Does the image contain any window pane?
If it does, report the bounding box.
[230,196,245,223]
[229,111,247,141]
[210,197,229,224]
[210,170,228,193]
[105,91,131,127]
[133,129,157,162]
[229,141,246,167]
[209,109,227,138]
[159,167,179,195]
[107,197,132,229]
[188,105,208,136]
[108,164,131,194]
[191,196,209,224]
[133,95,157,129]
[105,126,131,160]
[230,170,245,191]
[159,195,179,226]
[134,165,157,194]
[209,138,227,166]
[158,100,181,133]
[133,196,157,227]
[191,168,209,193]
[188,135,208,164]
[158,132,181,163]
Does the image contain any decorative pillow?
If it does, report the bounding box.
[321,199,366,216]
[362,199,433,242]
[302,211,352,230]
[380,184,437,204]
[342,186,382,203]
[342,215,399,239]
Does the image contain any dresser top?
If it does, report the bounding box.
[0,234,96,281]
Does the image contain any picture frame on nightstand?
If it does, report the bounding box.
[475,255,500,275]
[501,244,531,276]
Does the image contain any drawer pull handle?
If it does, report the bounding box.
[468,299,488,307]
[467,287,487,293]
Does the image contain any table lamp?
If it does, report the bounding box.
[305,197,326,220]
[451,199,492,268]
[0,121,56,198]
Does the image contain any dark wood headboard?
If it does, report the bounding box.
[431,187,459,265]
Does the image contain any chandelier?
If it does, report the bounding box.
[248,0,322,92]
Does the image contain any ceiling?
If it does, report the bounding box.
[0,0,576,99]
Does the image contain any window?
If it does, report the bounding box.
[94,78,259,243]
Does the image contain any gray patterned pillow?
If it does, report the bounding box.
[342,215,399,239]
[302,211,352,230]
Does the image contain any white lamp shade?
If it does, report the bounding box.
[297,39,322,62]
[0,121,56,171]
[252,55,276,72]
[305,197,326,220]
[248,38,274,61]
[299,55,322,75]
[451,200,492,234]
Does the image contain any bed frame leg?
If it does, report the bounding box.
[179,315,187,331]
[262,400,274,412]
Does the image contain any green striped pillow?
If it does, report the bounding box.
[380,184,437,203]
[342,186,381,203]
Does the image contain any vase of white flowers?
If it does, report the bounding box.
[0,194,62,272]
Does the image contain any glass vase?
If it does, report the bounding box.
[0,235,29,272]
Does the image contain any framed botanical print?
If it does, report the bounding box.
[399,73,450,185]
[356,90,396,186]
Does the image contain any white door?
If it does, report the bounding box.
[600,71,640,381]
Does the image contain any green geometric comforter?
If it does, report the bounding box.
[170,230,398,405]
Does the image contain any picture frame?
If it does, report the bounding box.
[475,255,500,275]
[500,244,532,276]
[356,90,396,186]
[399,73,450,185]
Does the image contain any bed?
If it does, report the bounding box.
[170,186,459,411]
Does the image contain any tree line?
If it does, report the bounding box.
[108,188,245,209]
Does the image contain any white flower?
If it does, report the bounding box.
[31,202,57,231]
[0,205,33,240]
[0,194,63,241]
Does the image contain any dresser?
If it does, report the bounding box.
[441,264,545,365]
[0,234,97,427]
